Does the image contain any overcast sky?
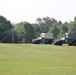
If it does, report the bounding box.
[0,0,76,23]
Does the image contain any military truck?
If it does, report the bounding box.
[54,33,76,46]
[32,33,53,44]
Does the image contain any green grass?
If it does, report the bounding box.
[0,44,76,75]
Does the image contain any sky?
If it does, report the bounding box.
[0,0,76,23]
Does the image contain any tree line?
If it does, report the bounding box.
[0,15,76,43]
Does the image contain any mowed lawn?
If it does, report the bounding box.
[0,44,76,75]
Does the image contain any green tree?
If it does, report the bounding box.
[0,15,12,43]
[14,21,35,43]
[62,22,68,34]
[68,21,76,34]
[68,17,76,34]
[49,23,60,38]
[32,23,40,37]
[36,17,57,33]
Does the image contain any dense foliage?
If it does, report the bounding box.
[0,15,12,43]
[0,15,76,43]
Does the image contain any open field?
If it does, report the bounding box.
[0,44,76,75]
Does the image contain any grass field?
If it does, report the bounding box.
[0,43,76,75]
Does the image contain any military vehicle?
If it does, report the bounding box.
[32,33,53,44]
[54,33,76,46]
